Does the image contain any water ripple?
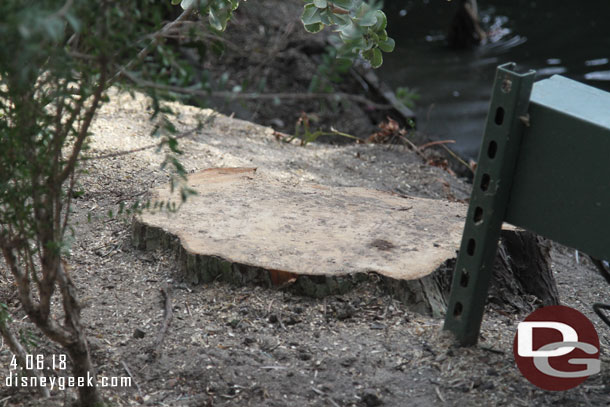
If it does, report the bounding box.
[585,58,609,67]
[584,70,610,81]
[536,66,568,76]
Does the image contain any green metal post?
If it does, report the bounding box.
[443,63,535,345]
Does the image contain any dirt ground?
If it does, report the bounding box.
[0,87,608,407]
[1,1,609,406]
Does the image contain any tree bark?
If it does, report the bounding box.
[386,229,558,317]
[448,0,487,48]
[66,341,102,406]
[57,261,103,406]
[488,230,559,310]
[1,248,102,406]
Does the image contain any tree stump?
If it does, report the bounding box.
[133,168,558,317]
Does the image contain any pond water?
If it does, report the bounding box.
[379,0,610,159]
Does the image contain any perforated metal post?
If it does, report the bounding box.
[443,63,535,346]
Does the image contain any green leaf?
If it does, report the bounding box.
[65,13,81,33]
[43,17,65,42]
[373,10,387,32]
[171,0,181,4]
[332,0,355,9]
[301,4,323,25]
[167,137,183,154]
[362,48,373,61]
[356,11,377,27]
[180,0,196,9]
[337,20,362,41]
[329,12,349,25]
[378,37,395,52]
[334,57,353,71]
[304,23,324,33]
[320,9,332,25]
[211,39,225,56]
[313,0,327,8]
[370,48,383,68]
[208,9,223,31]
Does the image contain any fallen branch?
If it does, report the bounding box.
[398,135,427,160]
[437,143,475,175]
[152,283,173,358]
[121,360,143,397]
[418,139,475,175]
[418,139,456,150]
[397,135,474,176]
[121,71,392,110]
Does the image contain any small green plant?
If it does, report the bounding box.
[18,329,40,352]
[395,86,421,109]
[0,303,8,321]
[308,46,352,93]
[284,112,359,145]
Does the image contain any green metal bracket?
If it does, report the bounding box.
[443,62,610,346]
[443,62,535,346]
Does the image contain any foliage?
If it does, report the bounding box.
[395,86,421,109]
[175,0,240,31]
[308,46,352,93]
[300,0,395,68]
[284,112,359,145]
[172,0,395,68]
[0,2,186,404]
[0,303,9,326]
[0,1,393,405]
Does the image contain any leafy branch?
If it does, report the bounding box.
[173,0,395,67]
[301,0,395,67]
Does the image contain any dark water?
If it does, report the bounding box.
[379,0,610,159]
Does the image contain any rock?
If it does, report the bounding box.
[133,328,146,339]
[360,391,383,407]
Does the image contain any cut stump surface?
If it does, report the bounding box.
[134,167,466,281]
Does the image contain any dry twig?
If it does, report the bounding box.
[151,283,174,358]
[121,360,143,397]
